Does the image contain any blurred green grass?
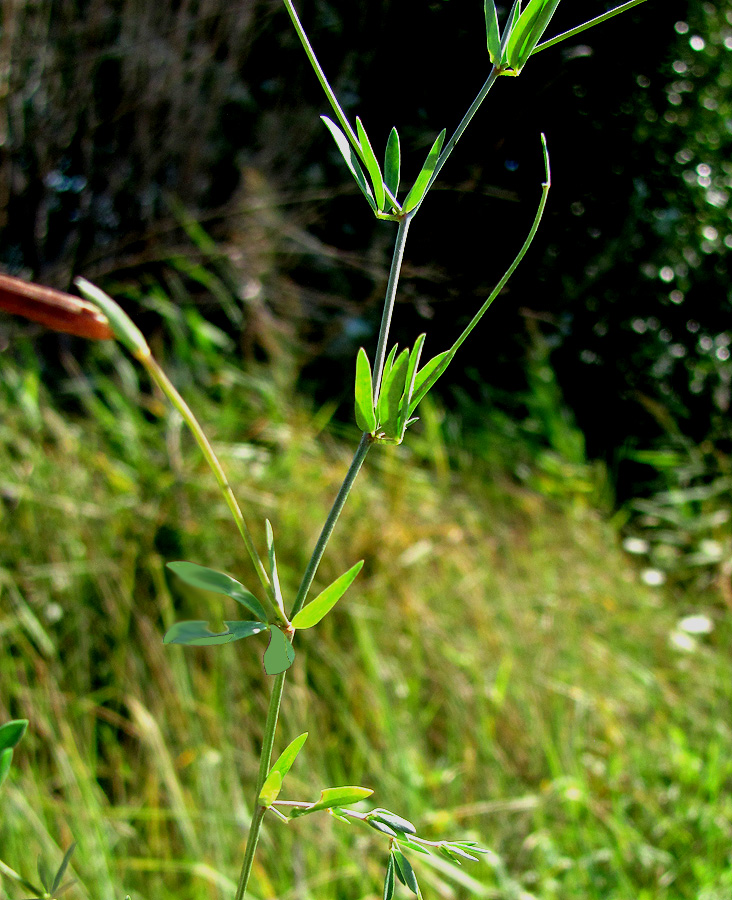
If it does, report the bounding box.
[0,339,731,900]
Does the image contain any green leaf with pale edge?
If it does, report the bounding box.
[163,620,267,646]
[398,334,425,436]
[51,844,76,894]
[75,278,149,357]
[265,520,284,613]
[403,129,446,213]
[354,349,377,433]
[396,837,431,855]
[409,349,453,415]
[383,855,395,900]
[392,849,419,894]
[0,719,28,752]
[370,808,417,835]
[166,561,267,621]
[485,0,501,64]
[290,785,373,818]
[500,0,522,57]
[263,627,295,675]
[0,748,12,788]
[269,732,308,784]
[382,344,399,383]
[506,0,561,71]
[258,769,282,807]
[384,128,401,200]
[356,117,386,211]
[291,560,364,629]
[367,818,398,837]
[446,845,479,862]
[377,348,410,438]
[321,116,377,211]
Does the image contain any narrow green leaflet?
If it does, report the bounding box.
[258,769,283,807]
[370,808,417,835]
[485,0,501,64]
[505,0,561,71]
[269,732,308,784]
[398,334,426,436]
[265,520,285,615]
[0,719,28,752]
[392,849,420,894]
[291,560,364,629]
[500,0,523,56]
[321,116,377,211]
[381,344,399,385]
[0,748,12,789]
[384,128,401,200]
[263,626,296,675]
[377,348,410,438]
[163,620,268,646]
[75,278,150,358]
[403,129,446,214]
[356,117,386,212]
[166,561,268,622]
[367,818,398,837]
[383,855,395,900]
[51,844,76,895]
[289,786,374,818]
[354,348,377,433]
[396,837,431,856]
[408,349,453,416]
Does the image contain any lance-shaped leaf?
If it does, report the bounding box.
[356,117,386,212]
[485,0,502,65]
[0,749,13,789]
[395,837,431,855]
[408,349,453,416]
[75,278,150,358]
[392,849,420,894]
[354,349,377,433]
[383,855,395,900]
[381,343,399,386]
[398,334,425,437]
[500,0,523,57]
[290,785,374,818]
[321,116,377,212]
[505,0,561,71]
[265,520,285,615]
[0,719,28,752]
[268,732,308,784]
[166,561,268,622]
[51,844,76,895]
[258,769,282,807]
[377,348,410,439]
[384,128,401,200]
[369,808,417,835]
[263,626,296,675]
[291,560,364,629]
[403,129,446,214]
[367,818,398,837]
[163,620,268,646]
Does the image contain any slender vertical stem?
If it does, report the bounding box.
[141,355,284,623]
[371,216,411,399]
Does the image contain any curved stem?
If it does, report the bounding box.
[141,355,283,622]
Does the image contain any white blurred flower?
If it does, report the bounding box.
[641,568,666,586]
[669,630,697,652]
[623,537,650,555]
[677,614,714,634]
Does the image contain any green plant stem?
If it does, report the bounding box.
[532,0,650,55]
[141,354,284,624]
[415,66,500,211]
[371,217,411,399]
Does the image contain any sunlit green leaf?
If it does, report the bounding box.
[263,626,296,675]
[356,117,386,211]
[321,116,377,211]
[163,620,268,646]
[0,720,28,753]
[382,344,399,383]
[377,348,410,438]
[291,560,364,629]
[289,785,374,817]
[166,561,267,621]
[506,0,561,71]
[500,0,523,57]
[258,769,282,807]
[367,818,398,837]
[370,808,417,835]
[485,0,502,64]
[398,334,426,436]
[0,748,12,789]
[392,849,419,894]
[384,128,401,200]
[403,129,446,214]
[383,855,395,900]
[395,837,431,855]
[408,349,453,415]
[269,732,308,784]
[265,520,285,614]
[354,348,377,433]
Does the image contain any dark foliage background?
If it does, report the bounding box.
[3,0,731,506]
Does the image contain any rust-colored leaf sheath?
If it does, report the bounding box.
[0,272,114,340]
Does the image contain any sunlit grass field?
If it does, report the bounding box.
[1,340,731,900]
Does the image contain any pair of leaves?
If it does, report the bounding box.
[0,719,27,790]
[390,849,419,896]
[504,0,562,71]
[356,337,425,442]
[5,843,77,900]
